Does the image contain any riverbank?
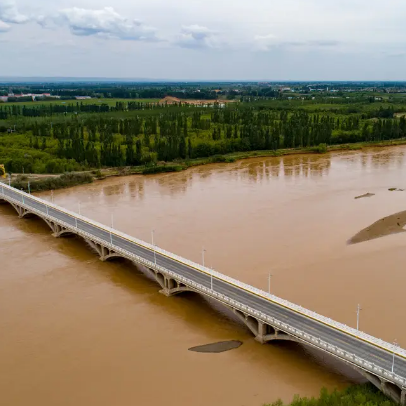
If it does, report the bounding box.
[98,138,406,176]
[8,172,94,192]
[4,138,406,192]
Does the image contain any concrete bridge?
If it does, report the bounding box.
[1,182,405,404]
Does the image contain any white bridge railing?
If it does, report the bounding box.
[1,182,405,389]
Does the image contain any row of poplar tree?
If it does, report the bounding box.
[23,109,406,167]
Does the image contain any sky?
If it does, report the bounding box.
[1,0,406,81]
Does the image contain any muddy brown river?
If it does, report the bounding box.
[2,146,406,406]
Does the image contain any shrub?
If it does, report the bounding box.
[310,143,328,154]
[11,172,93,192]
[142,165,183,174]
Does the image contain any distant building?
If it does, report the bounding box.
[3,93,60,101]
[158,95,236,107]
[158,96,182,105]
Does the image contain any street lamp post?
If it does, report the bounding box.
[392,340,398,373]
[268,273,272,294]
[152,229,156,265]
[28,182,30,194]
[110,214,114,245]
[202,247,206,267]
[78,202,81,215]
[356,304,362,331]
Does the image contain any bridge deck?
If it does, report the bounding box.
[1,183,405,391]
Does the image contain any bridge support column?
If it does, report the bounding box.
[85,240,124,261]
[382,381,402,405]
[10,203,30,218]
[357,368,404,405]
[143,268,190,296]
[233,310,295,343]
[45,220,74,238]
[159,275,191,297]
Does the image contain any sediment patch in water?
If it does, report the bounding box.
[348,210,406,244]
[355,193,375,199]
[188,340,243,353]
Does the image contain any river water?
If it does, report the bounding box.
[2,146,406,406]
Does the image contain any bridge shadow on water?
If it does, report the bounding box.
[0,201,358,390]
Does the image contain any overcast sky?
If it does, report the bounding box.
[1,0,406,80]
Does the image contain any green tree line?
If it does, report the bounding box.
[2,102,406,174]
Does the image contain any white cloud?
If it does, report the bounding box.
[0,0,28,32]
[254,34,277,51]
[2,0,406,79]
[254,34,340,51]
[49,6,158,41]
[175,24,218,49]
[0,19,9,31]
[0,0,28,24]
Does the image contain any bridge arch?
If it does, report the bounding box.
[84,238,127,262]
[232,309,296,344]
[1,200,74,238]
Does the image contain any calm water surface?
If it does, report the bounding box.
[2,147,406,406]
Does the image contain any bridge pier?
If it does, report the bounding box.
[45,220,74,238]
[382,381,404,405]
[7,203,75,238]
[143,267,191,296]
[158,274,191,297]
[85,240,125,261]
[10,203,31,218]
[357,368,405,405]
[233,310,295,343]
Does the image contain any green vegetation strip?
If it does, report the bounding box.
[2,92,406,184]
[265,384,396,406]
[10,173,93,192]
[1,96,406,177]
